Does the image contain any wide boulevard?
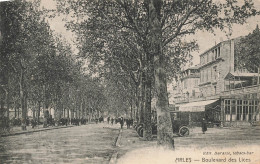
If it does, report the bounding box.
[0,123,120,164]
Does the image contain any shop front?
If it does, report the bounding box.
[173,99,221,127]
[221,96,259,127]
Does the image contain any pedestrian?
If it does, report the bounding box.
[126,119,130,129]
[120,117,124,129]
[202,118,207,134]
[130,119,133,127]
[107,117,110,124]
[111,118,114,125]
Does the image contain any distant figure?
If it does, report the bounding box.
[125,119,129,129]
[120,117,124,129]
[111,118,114,125]
[99,116,104,123]
[43,110,49,128]
[107,117,110,124]
[202,118,207,134]
[130,119,133,127]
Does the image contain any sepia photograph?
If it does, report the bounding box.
[0,0,260,163]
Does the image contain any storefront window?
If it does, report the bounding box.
[248,100,254,121]
[254,101,259,121]
[236,100,242,121]
[249,106,253,121]
[243,103,248,121]
[225,100,231,121]
[237,106,242,121]
[225,99,259,122]
[231,100,236,121]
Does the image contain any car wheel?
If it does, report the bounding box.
[178,126,189,137]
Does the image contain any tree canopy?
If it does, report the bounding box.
[0,0,107,127]
[55,0,259,147]
[235,25,260,72]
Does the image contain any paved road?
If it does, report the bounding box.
[174,126,260,149]
[0,123,120,164]
[116,126,260,164]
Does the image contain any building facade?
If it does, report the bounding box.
[198,38,242,97]
[173,66,200,103]
[171,37,260,127]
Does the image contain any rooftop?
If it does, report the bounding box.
[224,72,259,80]
[199,36,243,57]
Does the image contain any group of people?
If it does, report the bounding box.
[36,117,88,127]
[107,116,134,129]
[95,116,104,124]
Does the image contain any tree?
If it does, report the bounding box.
[0,0,82,130]
[57,0,258,148]
[0,0,48,128]
[235,25,260,73]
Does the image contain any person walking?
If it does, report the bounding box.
[111,118,114,125]
[107,117,110,124]
[120,117,124,129]
[126,119,130,129]
[202,118,207,134]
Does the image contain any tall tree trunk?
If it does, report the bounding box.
[130,98,133,119]
[80,101,83,118]
[43,84,48,128]
[143,52,153,140]
[38,101,41,123]
[20,67,26,130]
[54,100,57,119]
[70,107,74,118]
[17,105,20,118]
[135,84,139,121]
[25,93,28,117]
[88,108,91,122]
[148,0,174,148]
[32,104,36,119]
[14,101,17,118]
[75,100,78,118]
[57,100,62,119]
[138,71,145,124]
[82,100,86,118]
[0,95,4,116]
[6,75,10,119]
[67,108,70,118]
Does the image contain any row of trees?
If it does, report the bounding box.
[1,0,258,148]
[56,0,259,148]
[0,0,106,129]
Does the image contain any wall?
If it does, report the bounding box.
[198,39,237,97]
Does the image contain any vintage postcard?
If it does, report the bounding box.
[0,0,260,163]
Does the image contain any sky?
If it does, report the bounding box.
[40,0,260,66]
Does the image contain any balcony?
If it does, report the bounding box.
[173,84,260,105]
[222,84,260,97]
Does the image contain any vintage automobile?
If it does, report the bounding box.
[171,111,190,136]
[135,111,190,137]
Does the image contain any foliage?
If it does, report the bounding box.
[0,0,106,123]
[55,0,259,144]
[235,25,260,72]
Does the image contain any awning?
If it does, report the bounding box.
[175,99,219,112]
[224,72,258,80]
